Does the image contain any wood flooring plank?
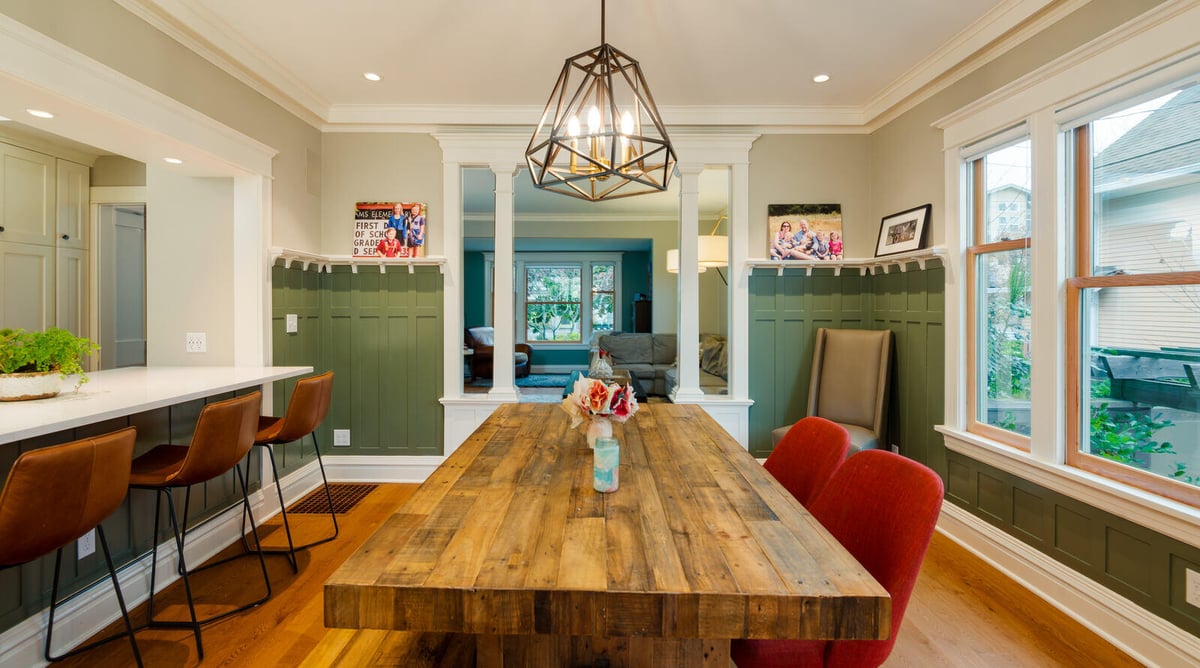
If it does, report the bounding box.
[54,479,1143,668]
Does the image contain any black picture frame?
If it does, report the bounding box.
[874,204,932,257]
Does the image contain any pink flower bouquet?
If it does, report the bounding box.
[560,376,639,429]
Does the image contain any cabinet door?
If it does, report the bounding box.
[0,144,56,246]
[56,159,90,250]
[56,247,89,336]
[0,241,54,331]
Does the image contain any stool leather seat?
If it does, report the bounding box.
[129,391,269,660]
[0,427,142,666]
[250,371,337,572]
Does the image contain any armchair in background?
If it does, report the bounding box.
[465,327,531,380]
[772,327,892,454]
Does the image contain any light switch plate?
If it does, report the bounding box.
[333,429,351,447]
[286,314,298,334]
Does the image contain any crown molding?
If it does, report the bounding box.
[117,0,1093,135]
[862,0,1078,129]
[115,0,328,129]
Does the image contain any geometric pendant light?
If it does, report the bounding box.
[525,0,677,201]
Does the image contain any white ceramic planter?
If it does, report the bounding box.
[0,371,64,401]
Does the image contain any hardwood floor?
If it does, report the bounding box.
[59,483,1139,667]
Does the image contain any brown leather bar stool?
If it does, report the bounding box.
[128,391,268,660]
[0,428,142,667]
[250,370,336,572]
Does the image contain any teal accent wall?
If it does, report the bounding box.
[272,263,444,458]
[622,250,651,328]
[463,251,486,328]
[749,260,1200,638]
[0,394,260,635]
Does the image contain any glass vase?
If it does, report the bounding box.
[585,416,613,448]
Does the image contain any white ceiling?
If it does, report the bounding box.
[121,0,1056,129]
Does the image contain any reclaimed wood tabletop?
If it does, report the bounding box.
[324,403,889,666]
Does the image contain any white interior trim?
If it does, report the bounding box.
[939,504,1200,667]
[940,428,1200,550]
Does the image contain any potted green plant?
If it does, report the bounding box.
[0,327,99,401]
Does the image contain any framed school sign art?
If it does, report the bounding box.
[352,201,428,258]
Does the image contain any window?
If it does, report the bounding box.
[967,139,1033,448]
[1067,87,1200,506]
[525,265,582,342]
[486,253,621,345]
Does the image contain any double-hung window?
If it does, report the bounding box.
[1066,86,1200,506]
[966,137,1033,448]
[485,253,621,345]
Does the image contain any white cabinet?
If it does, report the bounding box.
[0,141,92,336]
[56,160,90,250]
[56,247,88,335]
[0,241,54,331]
[0,144,56,246]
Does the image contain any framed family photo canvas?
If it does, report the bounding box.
[767,203,843,261]
[352,201,428,258]
[875,204,931,257]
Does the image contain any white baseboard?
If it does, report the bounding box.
[323,455,443,483]
[0,460,325,668]
[938,503,1200,668]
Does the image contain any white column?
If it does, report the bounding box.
[442,161,465,400]
[489,163,519,402]
[728,161,750,401]
[673,163,705,402]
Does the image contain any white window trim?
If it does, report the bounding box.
[935,0,1200,550]
[482,252,623,348]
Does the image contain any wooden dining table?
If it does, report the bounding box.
[323,403,890,666]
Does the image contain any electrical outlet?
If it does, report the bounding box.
[286,313,299,334]
[185,332,207,353]
[77,529,95,559]
[1187,568,1200,608]
[333,429,351,447]
[891,444,900,454]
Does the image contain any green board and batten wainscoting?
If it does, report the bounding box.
[270,263,444,460]
[747,259,1200,637]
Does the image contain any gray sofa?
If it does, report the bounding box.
[665,334,728,395]
[597,332,677,396]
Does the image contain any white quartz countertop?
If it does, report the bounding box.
[0,366,312,445]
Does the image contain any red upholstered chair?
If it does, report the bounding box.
[762,417,850,506]
[732,450,944,668]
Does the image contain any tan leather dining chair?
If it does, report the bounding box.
[250,370,336,572]
[772,328,892,454]
[0,428,142,666]
[128,391,268,660]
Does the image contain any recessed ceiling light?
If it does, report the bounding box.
[363,72,382,81]
[26,109,54,119]
[163,157,183,165]
[813,74,830,83]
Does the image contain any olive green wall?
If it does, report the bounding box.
[747,261,944,461]
[271,263,444,457]
[946,453,1200,636]
[0,394,261,635]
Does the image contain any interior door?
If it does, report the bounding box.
[98,204,146,368]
